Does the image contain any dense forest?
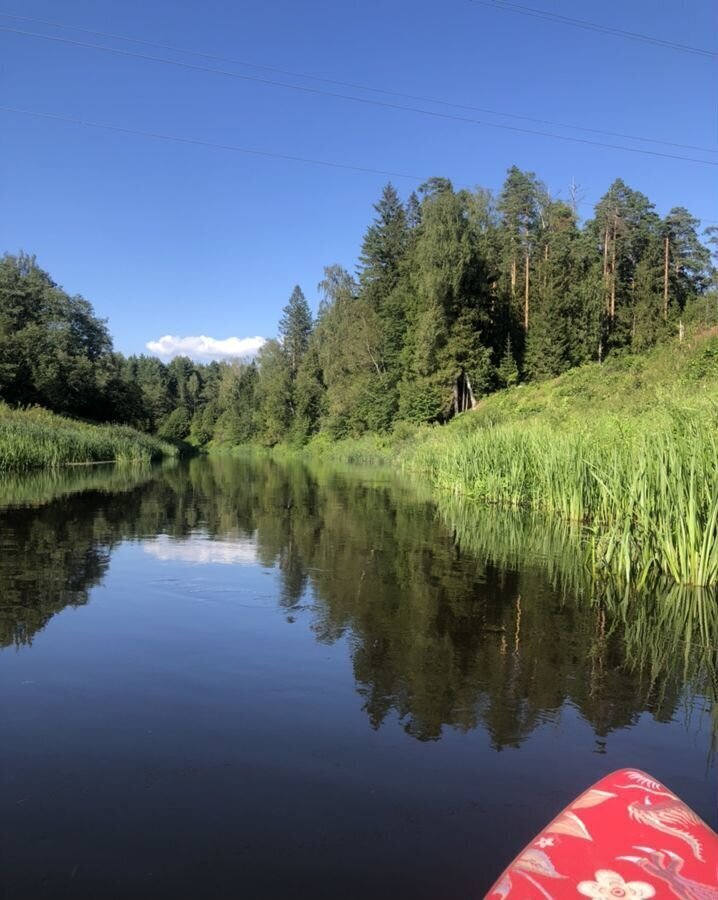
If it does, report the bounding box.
[2,167,716,444]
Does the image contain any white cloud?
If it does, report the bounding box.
[143,534,258,566]
[146,334,266,361]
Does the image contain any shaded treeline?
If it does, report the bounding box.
[2,170,716,444]
[1,456,713,746]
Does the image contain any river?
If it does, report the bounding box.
[1,456,715,899]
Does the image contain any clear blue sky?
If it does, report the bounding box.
[1,0,716,358]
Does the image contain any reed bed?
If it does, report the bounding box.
[402,415,718,587]
[0,462,168,508]
[0,405,178,471]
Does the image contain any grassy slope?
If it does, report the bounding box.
[309,330,718,585]
[457,328,718,428]
[305,329,718,458]
[0,404,179,471]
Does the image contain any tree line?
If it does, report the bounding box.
[2,167,716,444]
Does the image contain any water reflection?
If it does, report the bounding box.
[1,456,714,748]
[143,534,259,566]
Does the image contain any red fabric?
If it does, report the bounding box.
[486,769,718,900]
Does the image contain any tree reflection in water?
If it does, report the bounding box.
[1,455,714,749]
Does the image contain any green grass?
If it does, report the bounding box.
[303,331,718,587]
[0,461,171,508]
[0,404,179,471]
[400,332,718,586]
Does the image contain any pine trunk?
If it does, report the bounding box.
[610,220,617,324]
[524,253,530,330]
[663,235,670,320]
[603,227,610,315]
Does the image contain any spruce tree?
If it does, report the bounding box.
[524,201,579,379]
[497,336,519,388]
[278,286,312,379]
[662,208,710,316]
[358,183,409,298]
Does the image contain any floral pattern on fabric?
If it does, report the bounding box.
[485,769,718,900]
[577,869,656,900]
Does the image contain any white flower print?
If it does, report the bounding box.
[578,869,655,900]
[534,837,555,849]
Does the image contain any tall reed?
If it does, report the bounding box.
[402,416,718,587]
[0,405,178,471]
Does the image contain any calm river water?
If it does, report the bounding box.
[1,456,715,899]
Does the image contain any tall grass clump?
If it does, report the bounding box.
[0,404,178,471]
[399,335,718,587]
[402,414,718,587]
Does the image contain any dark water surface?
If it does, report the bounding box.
[1,457,715,899]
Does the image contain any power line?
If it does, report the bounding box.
[3,106,717,225]
[0,105,430,181]
[470,0,718,59]
[0,11,715,155]
[1,25,717,168]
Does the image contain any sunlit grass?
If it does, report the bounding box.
[398,336,718,587]
[0,404,179,471]
[402,415,718,586]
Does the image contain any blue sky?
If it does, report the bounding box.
[1,0,716,359]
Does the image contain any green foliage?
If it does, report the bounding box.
[0,403,178,470]
[358,182,409,299]
[157,406,191,441]
[684,335,718,381]
[0,253,112,419]
[1,166,714,460]
[279,285,312,378]
[398,333,718,587]
[496,336,519,387]
[2,455,712,741]
[255,339,292,445]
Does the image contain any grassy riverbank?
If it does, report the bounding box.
[0,404,179,471]
[297,331,718,587]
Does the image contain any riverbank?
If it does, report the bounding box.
[274,331,718,587]
[0,404,179,471]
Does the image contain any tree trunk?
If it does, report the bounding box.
[454,371,476,414]
[510,259,516,297]
[603,227,610,316]
[543,243,549,291]
[663,235,670,320]
[524,253,530,330]
[610,220,617,324]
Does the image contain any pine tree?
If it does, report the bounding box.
[592,180,660,350]
[662,208,710,317]
[405,192,422,230]
[358,183,409,298]
[497,167,546,335]
[497,336,519,388]
[278,285,312,379]
[400,185,492,421]
[631,235,668,351]
[524,201,579,380]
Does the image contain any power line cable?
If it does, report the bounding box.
[1,27,717,168]
[0,10,715,155]
[0,105,430,181]
[4,105,717,225]
[470,0,718,59]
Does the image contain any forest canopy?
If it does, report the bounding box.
[1,167,716,445]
